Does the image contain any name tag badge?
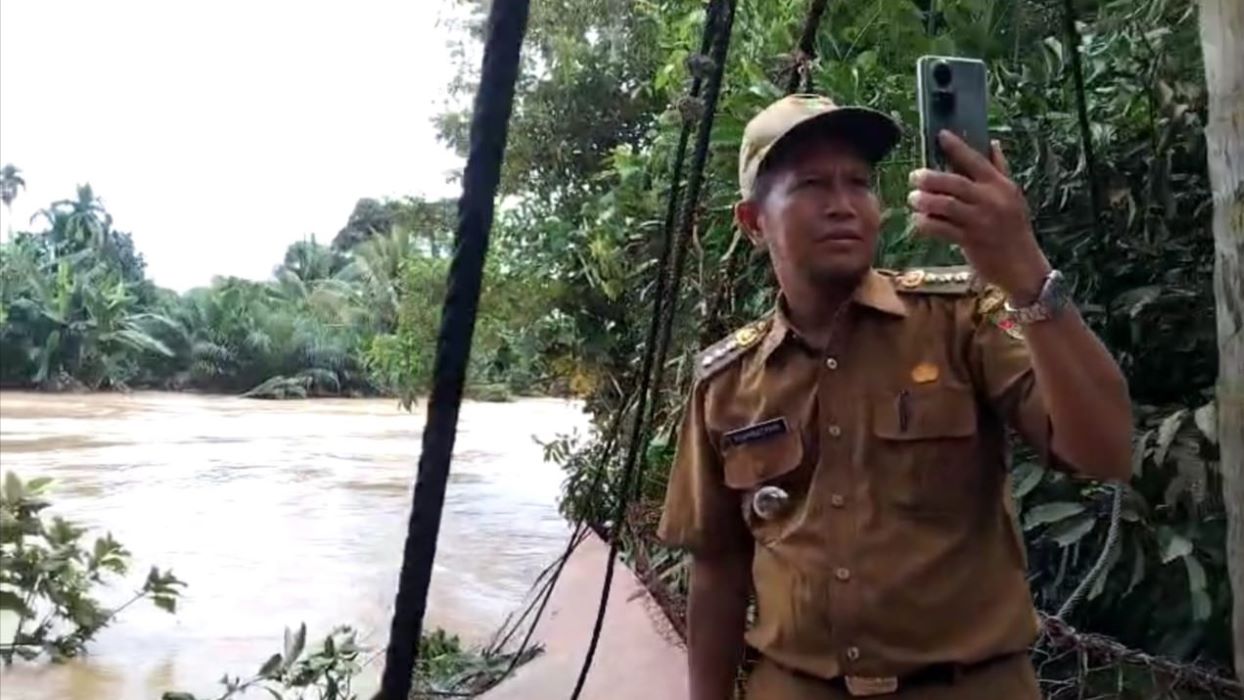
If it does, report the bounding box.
[723,417,789,447]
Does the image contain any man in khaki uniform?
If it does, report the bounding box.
[658,94,1134,699]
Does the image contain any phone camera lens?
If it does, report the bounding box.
[932,61,952,87]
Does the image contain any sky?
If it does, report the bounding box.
[0,0,468,291]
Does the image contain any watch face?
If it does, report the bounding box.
[1043,270,1068,309]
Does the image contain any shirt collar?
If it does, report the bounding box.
[853,267,909,318]
[757,269,908,364]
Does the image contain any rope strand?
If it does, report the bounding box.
[1053,0,1123,624]
[568,2,737,698]
[376,3,530,697]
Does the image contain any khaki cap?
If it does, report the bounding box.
[738,93,901,199]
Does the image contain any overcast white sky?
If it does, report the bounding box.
[0,0,467,291]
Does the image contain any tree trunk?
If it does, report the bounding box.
[1197,0,1244,685]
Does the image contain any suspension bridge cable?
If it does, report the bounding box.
[376,2,530,698]
[1054,0,1124,622]
[786,0,831,94]
[567,1,737,698]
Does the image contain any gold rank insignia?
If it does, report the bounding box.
[977,285,1025,341]
[979,286,1007,315]
[734,325,761,347]
[696,319,769,380]
[897,269,926,289]
[891,266,974,296]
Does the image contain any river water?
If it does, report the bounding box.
[0,391,590,700]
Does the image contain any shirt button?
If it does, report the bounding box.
[830,493,845,508]
[846,646,861,661]
[828,425,842,438]
[835,567,851,582]
[825,357,839,370]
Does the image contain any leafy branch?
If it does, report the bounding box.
[0,471,184,664]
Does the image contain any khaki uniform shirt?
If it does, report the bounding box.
[658,267,1063,681]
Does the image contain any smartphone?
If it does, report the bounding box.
[916,55,990,173]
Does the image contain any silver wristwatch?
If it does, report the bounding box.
[1004,269,1070,324]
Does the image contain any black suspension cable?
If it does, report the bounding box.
[476,4,723,690]
[703,0,831,339]
[634,0,727,496]
[567,2,737,698]
[1060,0,1104,223]
[643,0,742,494]
[786,0,831,94]
[1054,0,1123,623]
[376,2,530,698]
[481,389,637,692]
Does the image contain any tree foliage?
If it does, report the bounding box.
[438,0,1233,683]
[0,185,569,402]
[0,472,184,664]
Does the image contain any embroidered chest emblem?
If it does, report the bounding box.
[995,314,1025,340]
[723,417,788,447]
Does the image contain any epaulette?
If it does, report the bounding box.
[695,319,769,381]
[887,265,977,295]
[883,266,1021,337]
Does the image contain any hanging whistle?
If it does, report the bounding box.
[752,485,790,520]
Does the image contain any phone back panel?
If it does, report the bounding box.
[917,55,990,172]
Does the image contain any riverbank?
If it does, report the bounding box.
[0,381,569,404]
[0,391,589,700]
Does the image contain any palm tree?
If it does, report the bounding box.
[1,164,26,240]
[335,226,421,332]
[278,236,343,282]
[1197,0,1243,685]
[31,184,113,253]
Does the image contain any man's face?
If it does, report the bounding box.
[738,136,881,288]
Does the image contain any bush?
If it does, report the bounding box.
[0,472,184,664]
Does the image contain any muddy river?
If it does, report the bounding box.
[0,392,589,699]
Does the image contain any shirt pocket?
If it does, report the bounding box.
[721,425,808,544]
[871,383,981,514]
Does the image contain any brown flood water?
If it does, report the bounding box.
[0,391,589,700]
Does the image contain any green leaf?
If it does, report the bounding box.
[1047,513,1097,547]
[1131,430,1151,477]
[1023,502,1085,530]
[26,477,53,494]
[1184,553,1206,592]
[3,471,23,502]
[1126,537,1146,596]
[258,652,284,678]
[153,595,177,614]
[1012,462,1043,500]
[1191,589,1212,622]
[285,622,307,663]
[1154,409,1187,466]
[1193,402,1216,444]
[1043,36,1065,68]
[1159,528,1193,563]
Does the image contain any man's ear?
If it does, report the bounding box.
[734,199,765,249]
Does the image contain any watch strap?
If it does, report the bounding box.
[1004,270,1067,324]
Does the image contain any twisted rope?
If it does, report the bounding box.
[376,2,530,697]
